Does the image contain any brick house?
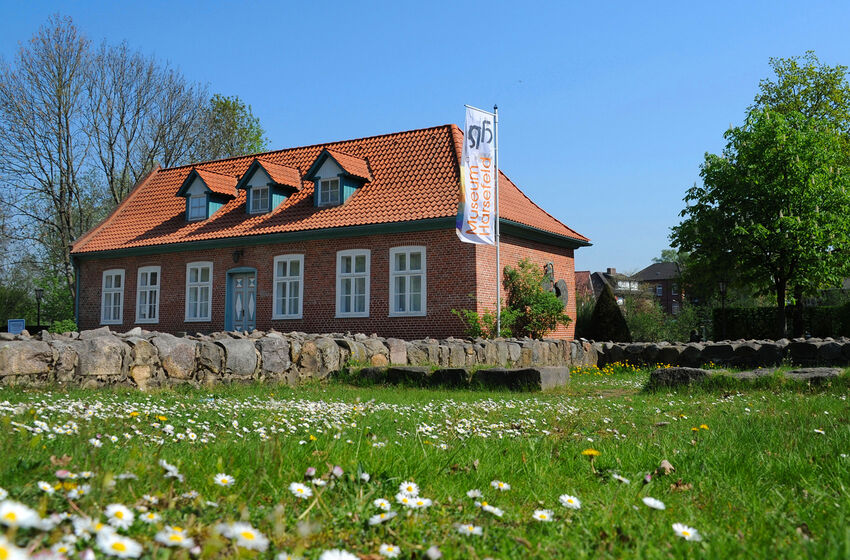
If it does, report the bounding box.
[71,125,589,339]
[634,262,683,314]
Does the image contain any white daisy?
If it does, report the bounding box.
[360,472,371,482]
[398,481,419,497]
[456,523,483,536]
[642,497,666,510]
[0,488,7,500]
[277,553,303,560]
[410,497,433,509]
[89,438,102,448]
[155,528,195,548]
[612,474,631,484]
[318,550,359,560]
[482,504,504,517]
[214,473,235,487]
[533,509,554,522]
[373,498,391,511]
[425,545,442,559]
[96,529,143,558]
[219,522,269,551]
[395,492,413,507]
[38,481,55,494]
[379,543,400,558]
[289,482,313,499]
[0,536,28,560]
[672,522,702,541]
[139,512,160,524]
[105,504,135,529]
[466,489,482,499]
[0,500,42,528]
[490,480,511,491]
[142,494,159,504]
[369,511,397,526]
[559,494,582,509]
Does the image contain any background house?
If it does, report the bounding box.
[70,125,590,339]
[634,262,683,314]
[586,267,640,305]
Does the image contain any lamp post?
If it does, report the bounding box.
[718,280,727,341]
[34,288,44,330]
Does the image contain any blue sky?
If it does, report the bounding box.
[2,1,849,273]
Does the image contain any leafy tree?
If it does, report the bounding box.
[195,94,269,161]
[672,109,850,337]
[652,249,690,267]
[503,258,571,338]
[588,284,631,342]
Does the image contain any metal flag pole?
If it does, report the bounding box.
[494,104,501,337]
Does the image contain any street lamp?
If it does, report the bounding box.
[34,288,44,330]
[718,280,727,340]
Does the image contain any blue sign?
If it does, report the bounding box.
[7,319,25,335]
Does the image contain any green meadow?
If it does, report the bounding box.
[1,366,848,559]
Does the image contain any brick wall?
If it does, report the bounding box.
[77,228,577,340]
[473,235,576,339]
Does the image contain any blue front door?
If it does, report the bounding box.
[230,272,256,332]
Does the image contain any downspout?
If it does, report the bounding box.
[72,254,80,327]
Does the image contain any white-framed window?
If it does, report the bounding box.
[656,284,663,297]
[101,269,125,325]
[188,195,206,220]
[136,266,161,324]
[273,254,304,319]
[318,178,340,206]
[185,261,213,322]
[672,301,680,315]
[336,249,369,317]
[672,283,679,296]
[250,186,270,214]
[389,246,426,316]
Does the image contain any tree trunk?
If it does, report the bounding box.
[776,281,787,339]
[792,284,804,337]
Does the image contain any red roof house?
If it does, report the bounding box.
[71,124,589,339]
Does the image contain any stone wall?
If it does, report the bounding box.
[593,337,850,368]
[0,328,597,389]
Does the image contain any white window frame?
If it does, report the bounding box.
[656,284,663,297]
[135,266,161,324]
[672,283,679,296]
[389,246,426,317]
[185,261,213,322]
[100,269,125,325]
[188,195,206,220]
[272,254,304,319]
[336,249,370,317]
[250,186,270,214]
[317,177,341,206]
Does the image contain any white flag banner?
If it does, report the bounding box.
[457,105,496,244]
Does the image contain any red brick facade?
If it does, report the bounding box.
[76,228,578,339]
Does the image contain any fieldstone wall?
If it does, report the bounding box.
[593,337,850,368]
[0,327,597,389]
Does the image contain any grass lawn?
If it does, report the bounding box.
[1,365,848,559]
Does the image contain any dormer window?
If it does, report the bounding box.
[188,195,206,220]
[250,186,270,214]
[318,178,340,206]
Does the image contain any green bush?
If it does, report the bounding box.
[588,284,631,342]
[49,319,77,334]
[574,293,596,339]
[503,258,571,338]
[623,296,702,342]
[451,306,517,338]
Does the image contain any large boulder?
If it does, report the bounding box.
[216,338,259,378]
[386,338,408,365]
[79,326,113,340]
[256,336,291,379]
[197,341,224,383]
[702,343,735,366]
[76,335,127,378]
[314,336,341,376]
[50,340,78,382]
[646,367,709,389]
[474,366,569,391]
[125,337,158,390]
[0,341,53,377]
[656,345,683,367]
[151,334,196,380]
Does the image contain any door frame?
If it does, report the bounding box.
[224,267,258,331]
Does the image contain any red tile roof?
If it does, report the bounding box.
[255,159,302,190]
[71,124,588,254]
[323,148,373,182]
[192,168,238,198]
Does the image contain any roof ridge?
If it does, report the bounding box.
[195,167,239,180]
[161,123,455,173]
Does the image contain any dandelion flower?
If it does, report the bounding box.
[581,448,601,457]
[672,522,702,541]
[289,482,313,500]
[700,424,709,430]
[456,523,483,536]
[559,494,582,509]
[490,480,511,491]
[105,504,135,529]
[398,481,419,497]
[0,500,42,528]
[373,498,391,511]
[155,528,195,548]
[318,550,359,560]
[96,530,143,558]
[369,511,397,526]
[214,473,235,487]
[0,536,27,560]
[533,509,554,522]
[642,496,666,510]
[379,543,400,558]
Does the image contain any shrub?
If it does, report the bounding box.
[451,306,518,338]
[503,258,571,338]
[588,284,631,342]
[574,293,596,339]
[49,319,77,334]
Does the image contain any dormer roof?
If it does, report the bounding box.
[177,168,238,198]
[236,159,302,191]
[305,148,373,182]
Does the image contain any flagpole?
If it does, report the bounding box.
[494,104,501,337]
